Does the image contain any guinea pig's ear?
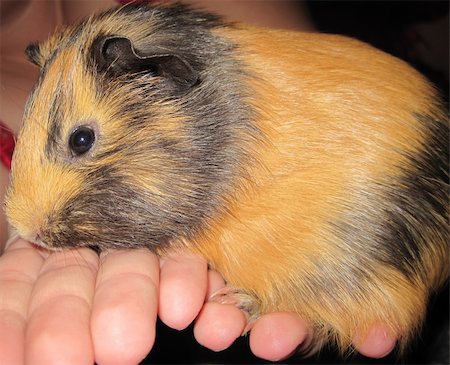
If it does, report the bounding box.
[25,43,44,68]
[91,35,199,92]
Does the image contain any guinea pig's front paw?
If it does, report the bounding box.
[209,286,261,333]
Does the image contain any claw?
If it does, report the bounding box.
[209,286,260,335]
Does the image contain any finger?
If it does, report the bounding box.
[353,323,397,359]
[205,269,227,298]
[194,270,246,351]
[194,301,247,352]
[0,239,45,365]
[159,250,208,330]
[194,269,247,351]
[25,248,99,365]
[91,249,159,365]
[249,312,311,362]
[194,270,247,351]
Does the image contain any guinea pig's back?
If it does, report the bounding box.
[210,26,447,268]
[191,26,448,348]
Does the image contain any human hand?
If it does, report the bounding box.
[160,251,398,361]
[0,241,397,365]
[0,237,159,365]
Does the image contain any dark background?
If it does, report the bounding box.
[307,1,449,99]
[142,2,449,364]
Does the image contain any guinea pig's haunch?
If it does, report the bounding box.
[5,3,449,356]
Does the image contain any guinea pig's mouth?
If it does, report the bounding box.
[26,232,102,254]
[26,236,101,254]
[86,244,102,254]
[23,231,64,252]
[26,233,53,251]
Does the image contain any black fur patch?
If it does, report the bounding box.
[44,90,65,159]
[25,43,41,66]
[333,112,448,285]
[383,113,449,278]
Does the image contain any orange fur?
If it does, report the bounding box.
[181,26,447,351]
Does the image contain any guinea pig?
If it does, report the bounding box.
[5,2,449,356]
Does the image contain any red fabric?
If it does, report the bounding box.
[0,121,15,170]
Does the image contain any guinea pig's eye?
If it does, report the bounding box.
[69,126,95,155]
